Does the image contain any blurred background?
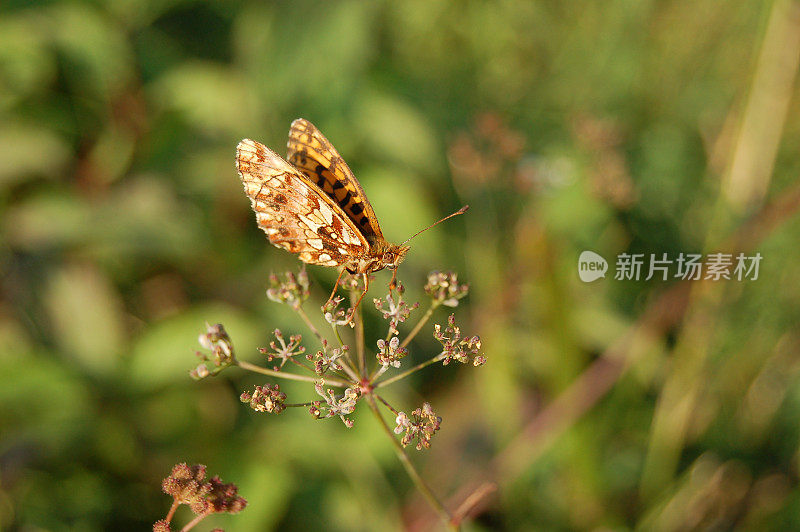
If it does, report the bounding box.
[2,0,800,530]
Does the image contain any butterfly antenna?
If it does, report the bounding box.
[400,205,469,246]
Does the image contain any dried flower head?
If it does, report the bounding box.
[376,336,408,368]
[241,383,287,414]
[374,292,419,335]
[161,463,211,515]
[306,340,349,376]
[313,381,360,427]
[259,329,305,369]
[424,271,469,307]
[266,269,310,308]
[192,323,235,379]
[205,475,247,514]
[434,314,485,366]
[322,296,355,328]
[394,403,442,450]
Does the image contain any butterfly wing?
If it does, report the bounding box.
[237,138,369,267]
[286,118,385,244]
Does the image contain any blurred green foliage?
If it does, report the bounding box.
[2,0,800,530]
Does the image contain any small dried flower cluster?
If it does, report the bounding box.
[240,383,287,414]
[425,271,469,307]
[322,296,354,328]
[266,269,310,307]
[394,403,442,450]
[192,268,485,458]
[259,329,305,369]
[374,292,419,335]
[376,336,408,368]
[310,381,360,427]
[156,463,246,531]
[434,314,485,366]
[191,323,235,379]
[306,340,348,376]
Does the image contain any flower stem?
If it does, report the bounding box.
[401,302,440,349]
[373,353,445,389]
[365,393,455,529]
[165,500,180,524]
[375,393,399,415]
[180,511,209,532]
[294,305,328,346]
[351,289,366,377]
[237,360,350,387]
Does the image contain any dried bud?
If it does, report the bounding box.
[206,475,247,514]
[313,381,360,427]
[394,403,442,450]
[424,271,469,307]
[322,296,355,328]
[434,314,485,366]
[374,292,419,335]
[258,329,305,368]
[241,383,287,414]
[308,343,349,376]
[376,336,408,368]
[192,323,235,378]
[266,269,310,308]
[161,463,211,515]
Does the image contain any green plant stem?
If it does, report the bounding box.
[373,353,445,389]
[350,289,366,377]
[237,360,349,387]
[327,324,361,378]
[365,393,455,530]
[401,302,440,349]
[332,324,345,346]
[356,307,366,377]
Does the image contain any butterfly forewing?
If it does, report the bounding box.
[236,138,369,267]
[286,118,384,243]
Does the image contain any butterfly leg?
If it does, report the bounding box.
[326,267,347,307]
[351,272,370,312]
[342,272,370,326]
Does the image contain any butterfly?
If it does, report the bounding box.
[236,118,467,312]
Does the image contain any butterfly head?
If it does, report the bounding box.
[367,240,410,273]
[381,243,411,271]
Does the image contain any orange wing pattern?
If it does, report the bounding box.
[286,118,384,244]
[236,138,369,267]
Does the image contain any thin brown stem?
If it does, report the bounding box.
[351,289,366,377]
[287,357,315,374]
[374,353,445,388]
[375,393,399,415]
[294,305,328,346]
[180,511,209,532]
[400,302,440,349]
[236,360,350,387]
[365,393,455,529]
[165,500,180,524]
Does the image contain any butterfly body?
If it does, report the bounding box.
[236,119,409,306]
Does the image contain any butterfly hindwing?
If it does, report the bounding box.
[236,138,368,267]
